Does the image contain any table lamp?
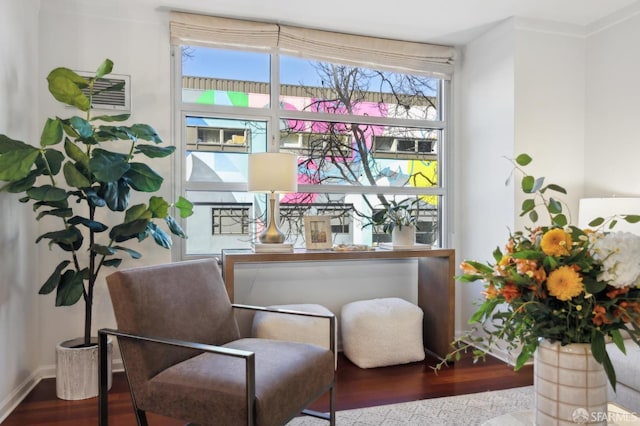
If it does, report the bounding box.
[248,152,298,244]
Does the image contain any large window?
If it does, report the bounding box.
[171,13,454,255]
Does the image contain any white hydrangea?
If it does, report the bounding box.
[589,231,640,288]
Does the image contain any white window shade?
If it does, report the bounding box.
[170,12,455,79]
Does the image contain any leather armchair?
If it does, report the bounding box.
[98,258,335,426]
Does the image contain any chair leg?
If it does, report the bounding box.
[98,331,109,426]
[329,384,335,426]
[134,408,149,426]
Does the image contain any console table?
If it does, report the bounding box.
[221,248,455,360]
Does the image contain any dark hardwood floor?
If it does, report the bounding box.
[3,352,533,425]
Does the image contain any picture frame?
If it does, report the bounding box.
[304,216,332,250]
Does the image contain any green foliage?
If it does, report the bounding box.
[0,59,193,346]
[366,197,420,234]
[432,153,640,391]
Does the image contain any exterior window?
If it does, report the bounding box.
[174,44,449,255]
[211,204,251,235]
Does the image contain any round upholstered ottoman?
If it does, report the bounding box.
[252,303,336,366]
[341,297,425,368]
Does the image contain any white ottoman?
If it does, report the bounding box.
[252,303,336,366]
[341,297,425,368]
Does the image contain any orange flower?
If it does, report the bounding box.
[540,228,572,256]
[546,266,584,301]
[607,287,630,299]
[515,258,538,275]
[501,282,521,303]
[460,261,478,275]
[592,305,612,326]
[532,267,547,283]
[483,283,499,299]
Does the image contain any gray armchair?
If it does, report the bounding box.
[98,258,335,426]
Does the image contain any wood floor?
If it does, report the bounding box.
[3,352,533,425]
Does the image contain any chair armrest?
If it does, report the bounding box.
[97,328,256,426]
[233,303,335,320]
[98,327,253,358]
[231,304,337,357]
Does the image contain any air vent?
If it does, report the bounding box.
[75,71,131,112]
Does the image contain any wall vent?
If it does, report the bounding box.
[75,71,131,112]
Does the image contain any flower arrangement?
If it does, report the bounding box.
[442,154,640,389]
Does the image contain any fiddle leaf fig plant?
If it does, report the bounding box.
[0,59,193,347]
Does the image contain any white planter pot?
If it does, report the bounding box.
[56,337,113,400]
[534,340,608,426]
[391,225,415,247]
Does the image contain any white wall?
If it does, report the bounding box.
[513,19,586,227]
[585,12,640,197]
[454,19,516,333]
[0,0,41,420]
[454,18,586,361]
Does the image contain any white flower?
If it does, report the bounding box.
[590,231,640,288]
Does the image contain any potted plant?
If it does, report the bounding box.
[0,59,193,399]
[369,198,420,246]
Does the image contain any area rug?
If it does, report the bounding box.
[286,386,533,425]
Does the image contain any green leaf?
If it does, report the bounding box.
[0,148,40,181]
[624,215,640,224]
[515,153,532,166]
[588,217,605,227]
[521,175,534,193]
[147,222,172,248]
[64,139,90,168]
[134,144,176,158]
[130,124,162,143]
[521,199,535,215]
[36,227,83,252]
[95,59,114,79]
[39,261,71,295]
[91,244,116,256]
[543,183,567,195]
[2,172,37,193]
[0,134,31,153]
[27,185,68,202]
[112,245,142,259]
[148,196,169,218]
[91,113,130,122]
[611,329,626,354]
[175,196,194,218]
[40,118,63,147]
[124,162,163,192]
[552,214,567,227]
[63,161,92,188]
[89,149,129,182]
[36,208,73,220]
[583,277,607,294]
[109,218,150,242]
[55,269,84,306]
[548,198,562,214]
[529,210,539,223]
[47,68,90,111]
[69,116,94,139]
[68,216,108,232]
[103,258,123,267]
[38,149,65,176]
[124,203,152,222]
[101,179,130,211]
[166,215,187,238]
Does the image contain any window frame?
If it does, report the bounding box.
[171,36,452,259]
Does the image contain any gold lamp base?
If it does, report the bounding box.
[258,192,286,244]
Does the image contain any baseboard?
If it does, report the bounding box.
[0,367,44,424]
[0,360,124,423]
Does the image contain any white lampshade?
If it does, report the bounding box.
[578,197,640,234]
[247,152,298,193]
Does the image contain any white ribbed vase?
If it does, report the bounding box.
[534,340,608,426]
[56,337,113,400]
